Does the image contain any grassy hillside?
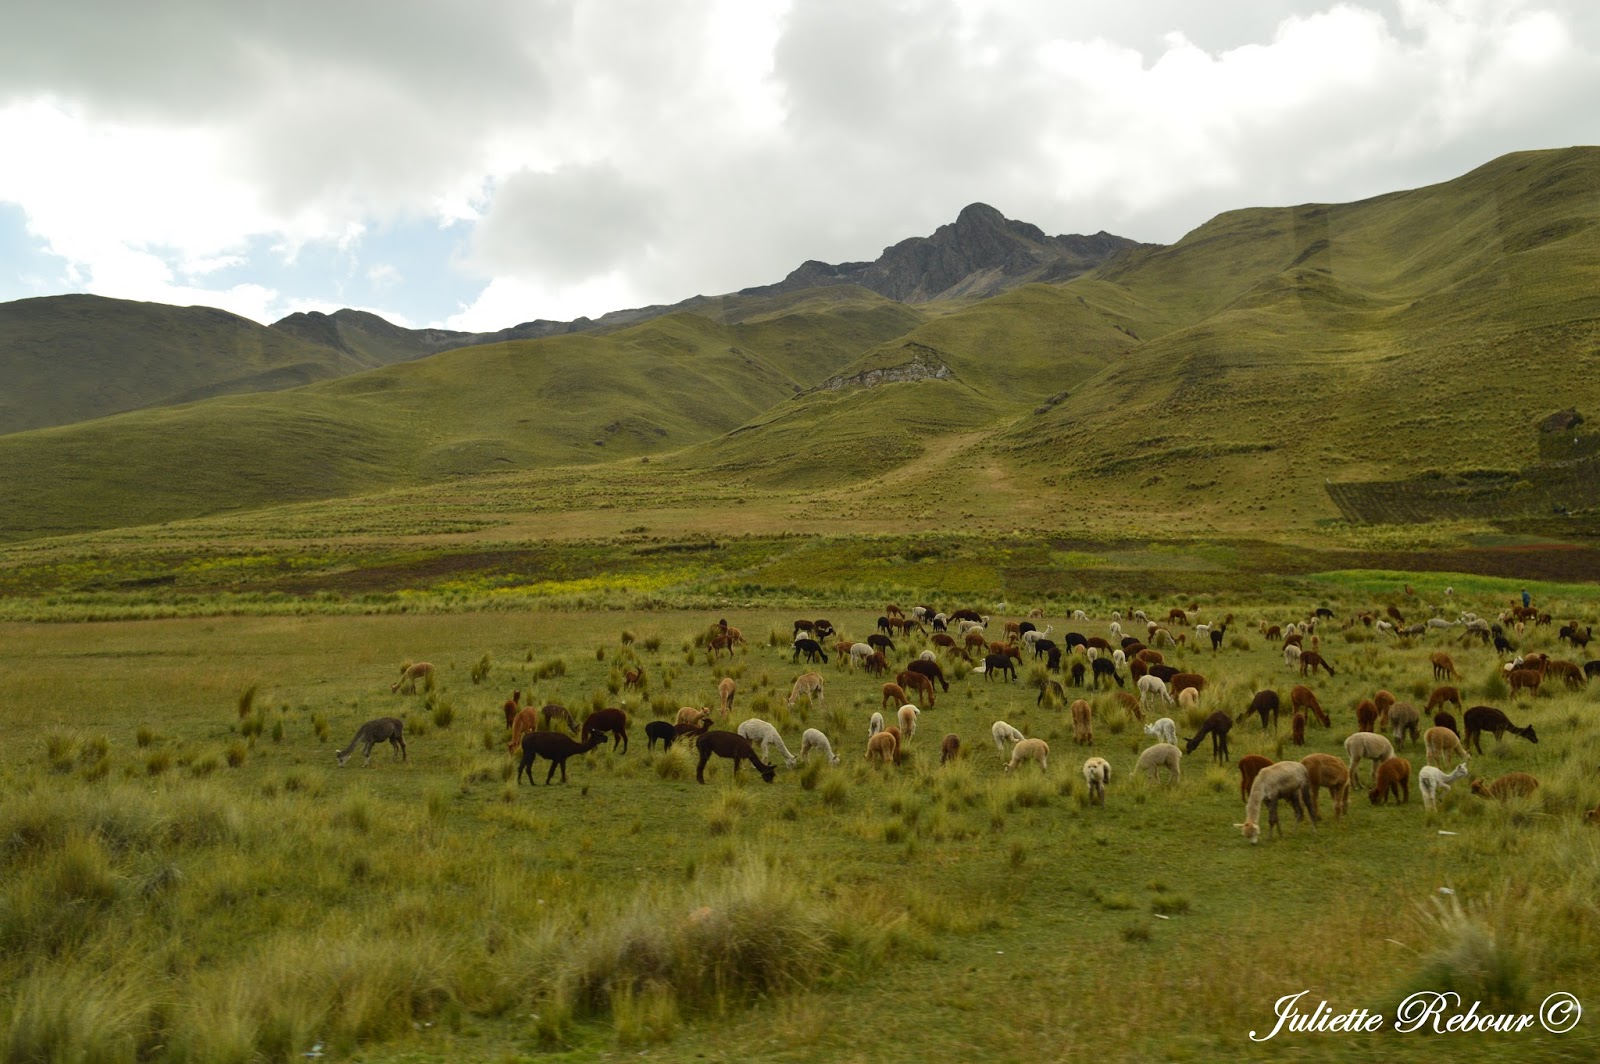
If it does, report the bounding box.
[0,294,397,436]
[0,290,927,540]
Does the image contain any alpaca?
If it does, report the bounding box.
[1471,772,1540,800]
[940,733,961,764]
[518,730,605,785]
[674,706,711,730]
[391,662,434,694]
[1431,652,1460,681]
[867,730,900,765]
[1083,756,1111,803]
[1372,690,1396,731]
[645,720,678,751]
[507,706,543,753]
[798,728,841,766]
[718,677,736,719]
[788,672,824,709]
[1237,762,1315,843]
[335,718,406,767]
[696,730,777,783]
[1343,732,1394,787]
[1425,686,1462,712]
[1136,742,1182,782]
[1184,711,1233,764]
[1239,689,1281,732]
[1300,752,1351,819]
[881,683,907,710]
[1368,757,1412,805]
[992,720,1026,754]
[1424,726,1469,769]
[868,711,885,737]
[1354,700,1377,734]
[1284,644,1302,671]
[1238,754,1275,804]
[1290,685,1330,727]
[1419,763,1470,811]
[1290,712,1306,746]
[581,708,629,753]
[897,670,936,708]
[737,718,798,768]
[502,690,522,728]
[1178,687,1201,716]
[1462,705,1539,755]
[1432,711,1459,737]
[1136,673,1173,711]
[1389,703,1421,748]
[1071,699,1093,744]
[897,704,921,741]
[1005,737,1049,772]
[1144,717,1178,747]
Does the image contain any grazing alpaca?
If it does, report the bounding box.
[1300,752,1351,819]
[645,719,703,751]
[897,670,936,708]
[1372,690,1396,731]
[1237,762,1315,843]
[897,704,921,741]
[718,677,736,719]
[507,706,543,753]
[696,731,777,783]
[1290,685,1330,727]
[1424,726,1469,769]
[581,708,630,753]
[1368,757,1412,805]
[673,706,711,730]
[1083,757,1111,803]
[866,730,900,765]
[623,668,645,692]
[788,672,825,709]
[1178,687,1201,716]
[940,733,961,764]
[1425,686,1462,712]
[1170,672,1206,699]
[541,703,578,732]
[737,718,798,768]
[992,720,1026,754]
[1462,705,1539,756]
[1508,662,1546,698]
[518,730,605,784]
[1389,703,1421,748]
[798,728,841,765]
[1354,700,1377,733]
[983,653,1019,682]
[1239,689,1281,732]
[1238,754,1275,803]
[791,637,828,665]
[1471,772,1540,800]
[502,690,522,728]
[1419,763,1471,810]
[1137,674,1173,711]
[881,683,907,710]
[1136,742,1182,782]
[1037,679,1066,707]
[1432,710,1459,737]
[867,711,885,737]
[1071,699,1094,744]
[1284,644,1302,671]
[906,658,950,692]
[391,662,434,694]
[1430,652,1460,681]
[1184,711,1234,764]
[1343,732,1394,787]
[1290,711,1306,746]
[1005,737,1049,772]
[1112,690,1144,722]
[335,718,406,767]
[1090,657,1125,688]
[1144,717,1178,746]
[1298,651,1335,677]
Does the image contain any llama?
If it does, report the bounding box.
[1237,761,1315,843]
[517,730,605,785]
[1424,726,1469,769]
[1419,763,1470,811]
[1343,732,1394,787]
[737,718,798,768]
[1462,705,1539,755]
[335,718,406,767]
[1083,757,1111,803]
[696,730,777,783]
[718,677,736,719]
[1237,754,1274,804]
[940,733,961,764]
[1300,752,1351,819]
[1184,711,1233,764]
[1005,737,1049,772]
[1368,757,1412,805]
[1471,772,1540,800]
[798,728,841,766]
[1070,699,1093,745]
[391,662,434,694]
[992,720,1026,754]
[1144,717,1178,746]
[1136,743,1182,783]
[581,708,629,753]
[788,672,824,709]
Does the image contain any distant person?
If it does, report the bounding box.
[1521,589,1531,609]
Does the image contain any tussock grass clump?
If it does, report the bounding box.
[532,657,567,681]
[237,682,259,718]
[145,749,173,777]
[471,652,492,684]
[1400,894,1527,1011]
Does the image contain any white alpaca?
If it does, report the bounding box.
[1137,674,1173,710]
[1237,762,1314,844]
[1418,763,1470,811]
[1112,648,1127,667]
[787,672,824,709]
[867,711,885,737]
[1071,609,1089,621]
[897,704,920,740]
[992,720,1025,754]
[799,728,841,766]
[1006,737,1049,772]
[1144,717,1178,746]
[1136,743,1182,782]
[1344,732,1395,787]
[1082,756,1111,803]
[737,718,797,769]
[1283,644,1302,671]
[1177,688,1200,715]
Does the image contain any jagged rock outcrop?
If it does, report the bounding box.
[802,344,952,395]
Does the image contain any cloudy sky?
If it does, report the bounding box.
[2,0,1597,331]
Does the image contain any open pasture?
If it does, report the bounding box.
[4,589,1600,1062]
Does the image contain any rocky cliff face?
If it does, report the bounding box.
[745,203,1147,304]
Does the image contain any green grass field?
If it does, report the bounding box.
[5,582,1600,1062]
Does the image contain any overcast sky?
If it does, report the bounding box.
[2,0,1597,331]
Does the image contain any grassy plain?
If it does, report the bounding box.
[4,578,1600,1062]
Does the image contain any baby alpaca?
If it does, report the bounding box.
[940,733,961,764]
[992,720,1025,754]
[1418,763,1470,811]
[1082,757,1111,804]
[1144,717,1178,747]
[1471,772,1540,801]
[1005,737,1049,772]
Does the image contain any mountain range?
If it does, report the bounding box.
[2,146,1597,542]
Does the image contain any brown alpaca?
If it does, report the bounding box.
[1368,757,1411,805]
[1471,772,1539,800]
[623,668,645,691]
[1290,711,1306,746]
[1372,690,1395,731]
[718,677,736,719]
[1071,699,1093,744]
[867,730,899,765]
[517,730,605,785]
[1300,752,1350,818]
[1425,686,1462,712]
[507,706,543,753]
[695,730,776,783]
[940,733,961,764]
[1290,685,1330,727]
[1354,700,1377,733]
[1424,726,1469,768]
[1238,754,1275,804]
[1430,652,1460,681]
[1113,690,1143,721]
[502,690,522,728]
[581,708,629,753]
[1508,665,1544,697]
[897,670,935,708]
[391,662,434,694]
[881,683,907,710]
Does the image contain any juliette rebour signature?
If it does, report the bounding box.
[1249,990,1582,1040]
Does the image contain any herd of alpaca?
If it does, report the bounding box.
[354,599,1582,842]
